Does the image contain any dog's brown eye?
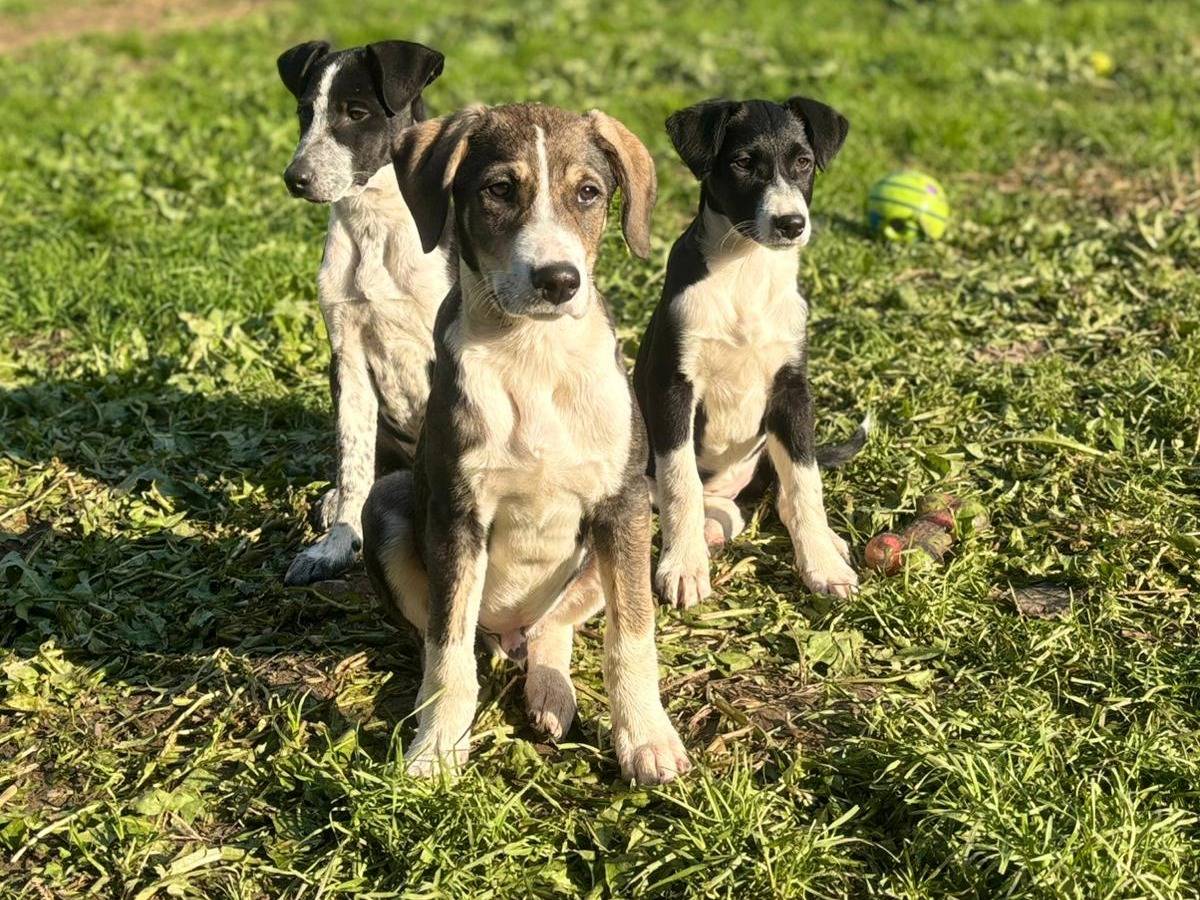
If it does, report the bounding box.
[484,181,514,200]
[577,183,601,205]
[347,105,370,122]
[731,156,752,172]
[796,156,814,172]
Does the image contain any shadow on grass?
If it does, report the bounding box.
[0,360,332,529]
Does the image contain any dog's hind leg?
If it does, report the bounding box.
[362,472,429,634]
[524,558,605,740]
[702,495,745,550]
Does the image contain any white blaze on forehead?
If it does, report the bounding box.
[757,174,812,245]
[300,58,341,148]
[291,58,356,202]
[534,125,553,223]
[502,124,590,316]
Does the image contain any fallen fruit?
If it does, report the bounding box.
[865,532,904,575]
[866,493,989,576]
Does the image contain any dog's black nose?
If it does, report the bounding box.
[773,214,807,240]
[531,263,581,304]
[284,162,314,197]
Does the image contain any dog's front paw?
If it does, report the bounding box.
[797,530,858,599]
[655,542,712,609]
[613,715,691,785]
[285,523,361,586]
[311,487,340,532]
[404,733,469,779]
[525,665,576,740]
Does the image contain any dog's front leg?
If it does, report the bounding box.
[765,357,857,599]
[649,377,711,608]
[285,345,377,585]
[593,490,690,784]
[406,509,487,777]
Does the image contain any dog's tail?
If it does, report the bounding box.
[816,413,871,469]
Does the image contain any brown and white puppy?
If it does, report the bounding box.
[276,40,453,586]
[362,104,691,784]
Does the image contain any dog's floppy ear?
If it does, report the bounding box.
[665,99,739,180]
[785,96,849,170]
[277,40,330,98]
[392,107,484,253]
[588,111,657,259]
[365,41,445,118]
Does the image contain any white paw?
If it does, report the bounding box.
[285,523,361,586]
[613,714,691,785]
[797,531,858,599]
[655,541,712,609]
[312,487,339,531]
[525,665,577,740]
[826,528,851,564]
[404,734,469,779]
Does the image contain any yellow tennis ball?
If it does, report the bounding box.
[1090,50,1115,77]
[867,171,950,242]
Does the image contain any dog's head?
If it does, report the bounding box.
[392,104,656,321]
[277,40,444,203]
[666,97,849,249]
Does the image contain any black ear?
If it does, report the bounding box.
[277,40,330,98]
[365,41,445,118]
[392,108,483,253]
[665,99,739,180]
[785,96,849,170]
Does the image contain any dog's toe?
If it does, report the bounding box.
[284,549,351,586]
[827,529,852,564]
[525,665,576,740]
[655,551,712,610]
[404,738,467,779]
[285,527,360,586]
[800,556,859,599]
[616,721,691,785]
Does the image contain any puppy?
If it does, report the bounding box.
[276,39,453,586]
[362,103,691,785]
[634,96,863,609]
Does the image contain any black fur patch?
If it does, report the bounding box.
[409,287,487,647]
[632,217,710,475]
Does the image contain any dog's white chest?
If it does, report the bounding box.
[317,170,451,332]
[463,337,631,504]
[678,250,808,463]
[454,318,631,631]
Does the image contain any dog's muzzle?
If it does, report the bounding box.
[284,160,320,201]
[771,214,807,241]
[531,262,581,306]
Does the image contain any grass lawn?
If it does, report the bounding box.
[2,0,1199,895]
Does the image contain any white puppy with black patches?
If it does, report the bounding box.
[634,96,867,609]
[275,40,454,586]
[362,103,691,785]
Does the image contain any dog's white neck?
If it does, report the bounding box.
[699,205,800,276]
[333,165,405,219]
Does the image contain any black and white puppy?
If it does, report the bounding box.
[277,39,453,586]
[362,103,691,785]
[634,97,861,608]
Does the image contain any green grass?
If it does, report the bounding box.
[2,0,1199,895]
